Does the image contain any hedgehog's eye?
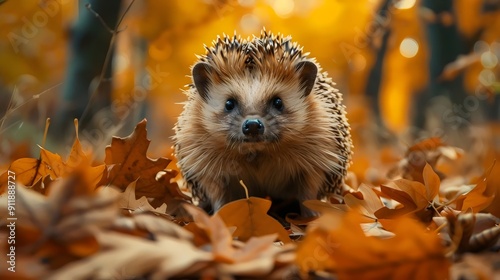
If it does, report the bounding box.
[225,99,236,112]
[272,97,284,112]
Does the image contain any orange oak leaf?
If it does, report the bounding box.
[216,197,291,243]
[104,119,170,198]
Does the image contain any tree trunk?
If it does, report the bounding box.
[53,0,122,135]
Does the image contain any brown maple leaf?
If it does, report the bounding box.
[104,119,170,194]
[151,169,192,216]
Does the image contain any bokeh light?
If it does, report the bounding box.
[481,51,498,69]
[474,40,490,53]
[399,38,419,58]
[269,0,295,18]
[394,0,416,10]
[240,13,261,33]
[479,69,496,86]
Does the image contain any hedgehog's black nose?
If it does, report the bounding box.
[242,119,264,135]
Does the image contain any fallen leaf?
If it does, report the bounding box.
[112,212,193,240]
[0,125,106,194]
[454,177,495,213]
[387,137,462,183]
[47,231,213,280]
[344,184,384,221]
[440,212,500,254]
[303,199,349,214]
[0,172,121,268]
[376,166,440,223]
[119,180,155,212]
[216,197,291,243]
[296,211,449,279]
[151,169,192,216]
[104,119,170,198]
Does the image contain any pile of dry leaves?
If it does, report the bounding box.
[0,119,499,279]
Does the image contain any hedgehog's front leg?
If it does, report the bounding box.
[297,173,324,217]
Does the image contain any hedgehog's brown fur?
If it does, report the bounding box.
[174,29,352,214]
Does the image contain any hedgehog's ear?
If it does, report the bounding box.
[295,61,317,97]
[192,62,213,101]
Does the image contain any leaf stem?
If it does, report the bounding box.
[239,180,249,199]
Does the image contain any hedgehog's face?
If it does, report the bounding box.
[191,61,317,151]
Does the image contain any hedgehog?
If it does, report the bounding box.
[174,29,352,215]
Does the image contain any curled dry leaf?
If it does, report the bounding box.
[437,212,500,254]
[450,253,500,280]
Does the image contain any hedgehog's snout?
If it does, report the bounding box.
[242,119,265,136]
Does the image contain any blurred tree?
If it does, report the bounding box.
[413,0,468,135]
[364,0,392,140]
[52,0,122,135]
[477,0,500,121]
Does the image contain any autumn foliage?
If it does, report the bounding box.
[1,1,500,278]
[0,119,498,279]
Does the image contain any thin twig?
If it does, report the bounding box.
[79,0,136,122]
[0,120,23,136]
[0,86,17,131]
[85,3,115,34]
[0,83,61,135]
